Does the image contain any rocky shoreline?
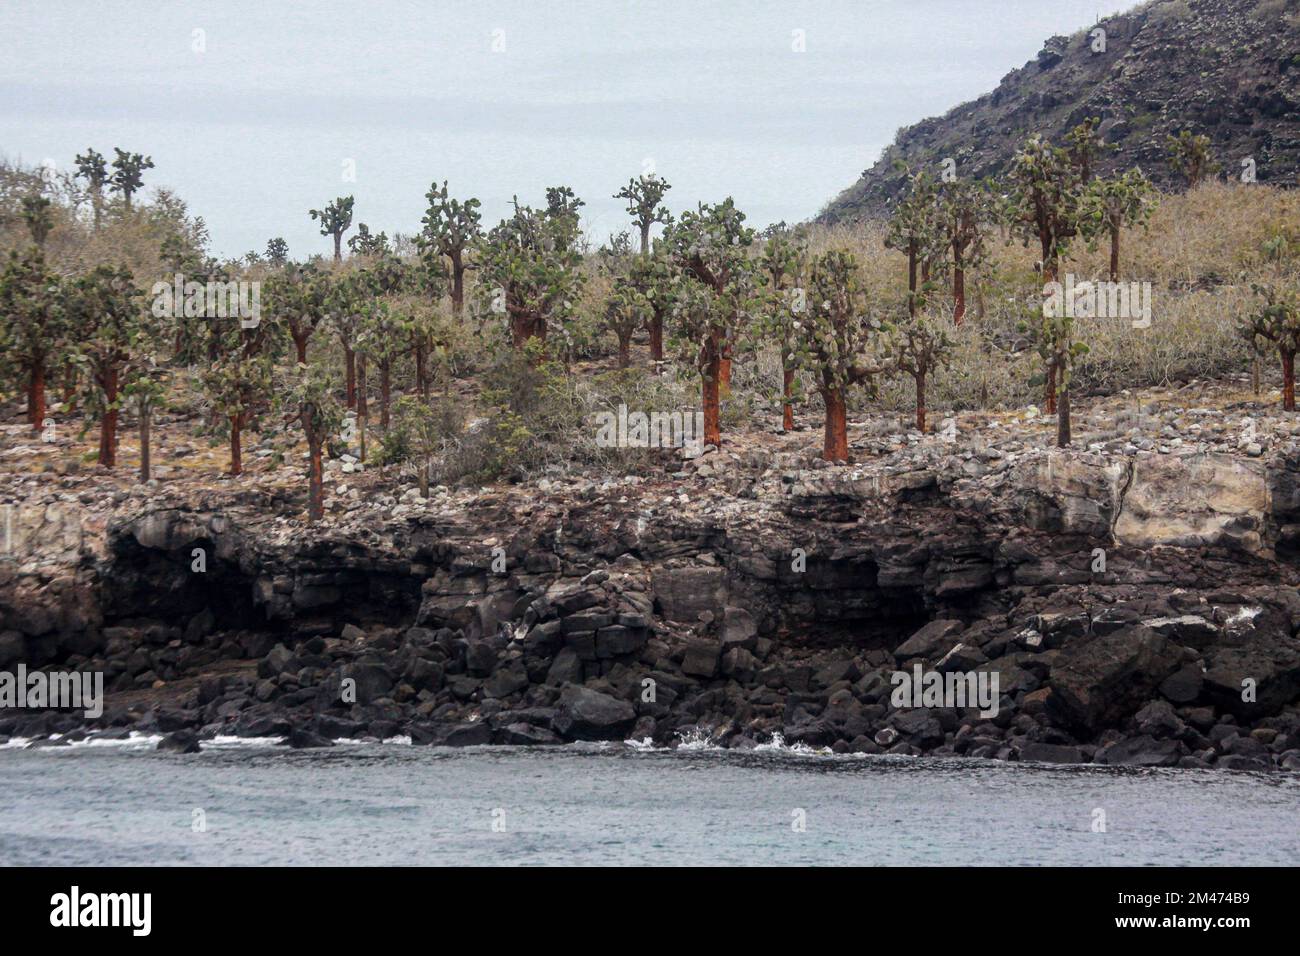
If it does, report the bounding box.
[3,388,1300,770]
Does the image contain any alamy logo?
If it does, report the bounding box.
[0,665,103,718]
[1043,273,1151,329]
[151,272,261,328]
[594,404,705,451]
[890,664,1000,718]
[50,886,151,936]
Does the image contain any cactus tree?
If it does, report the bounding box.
[421,180,481,315]
[74,148,109,229]
[1006,135,1085,415]
[888,309,954,433]
[933,178,995,324]
[1165,131,1220,188]
[109,148,154,212]
[1083,168,1157,281]
[1241,281,1300,411]
[663,198,755,446]
[885,168,941,316]
[310,195,355,263]
[792,250,886,462]
[284,362,343,522]
[0,248,64,431]
[614,174,672,257]
[65,265,143,468]
[478,188,586,352]
[758,228,808,431]
[1025,296,1090,447]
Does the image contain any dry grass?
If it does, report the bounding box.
[746,182,1296,420]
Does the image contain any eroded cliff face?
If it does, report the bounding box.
[3,439,1299,768]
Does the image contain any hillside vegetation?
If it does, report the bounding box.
[1,119,1298,519]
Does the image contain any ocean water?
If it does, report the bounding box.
[0,737,1296,866]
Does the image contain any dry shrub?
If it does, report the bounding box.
[420,354,701,484]
[790,182,1296,418]
[1072,289,1251,393]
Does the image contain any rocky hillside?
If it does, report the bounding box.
[819,0,1300,223]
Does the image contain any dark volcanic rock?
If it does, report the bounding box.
[341,662,394,703]
[595,625,646,657]
[482,663,529,699]
[652,567,724,622]
[894,620,964,662]
[1217,754,1271,772]
[552,685,636,740]
[284,728,334,749]
[258,643,293,679]
[9,402,1300,776]
[1134,699,1185,739]
[1097,735,1184,767]
[441,722,492,747]
[464,641,500,677]
[1159,664,1205,705]
[497,722,562,746]
[1203,634,1300,718]
[545,647,584,686]
[719,606,758,650]
[681,640,722,678]
[1018,741,1085,764]
[157,730,201,753]
[1047,627,1181,734]
[410,721,492,747]
[891,709,945,748]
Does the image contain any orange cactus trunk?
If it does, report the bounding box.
[702,330,722,447]
[308,441,324,521]
[822,388,848,462]
[953,267,966,325]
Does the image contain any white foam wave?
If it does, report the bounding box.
[674,728,721,751]
[0,731,163,751]
[752,732,832,757]
[332,735,412,746]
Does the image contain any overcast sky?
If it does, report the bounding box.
[1,0,1121,260]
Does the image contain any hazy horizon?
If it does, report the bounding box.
[2,0,1120,260]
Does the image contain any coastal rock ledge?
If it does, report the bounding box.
[3,441,1300,771]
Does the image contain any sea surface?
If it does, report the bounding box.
[1,735,1297,866]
